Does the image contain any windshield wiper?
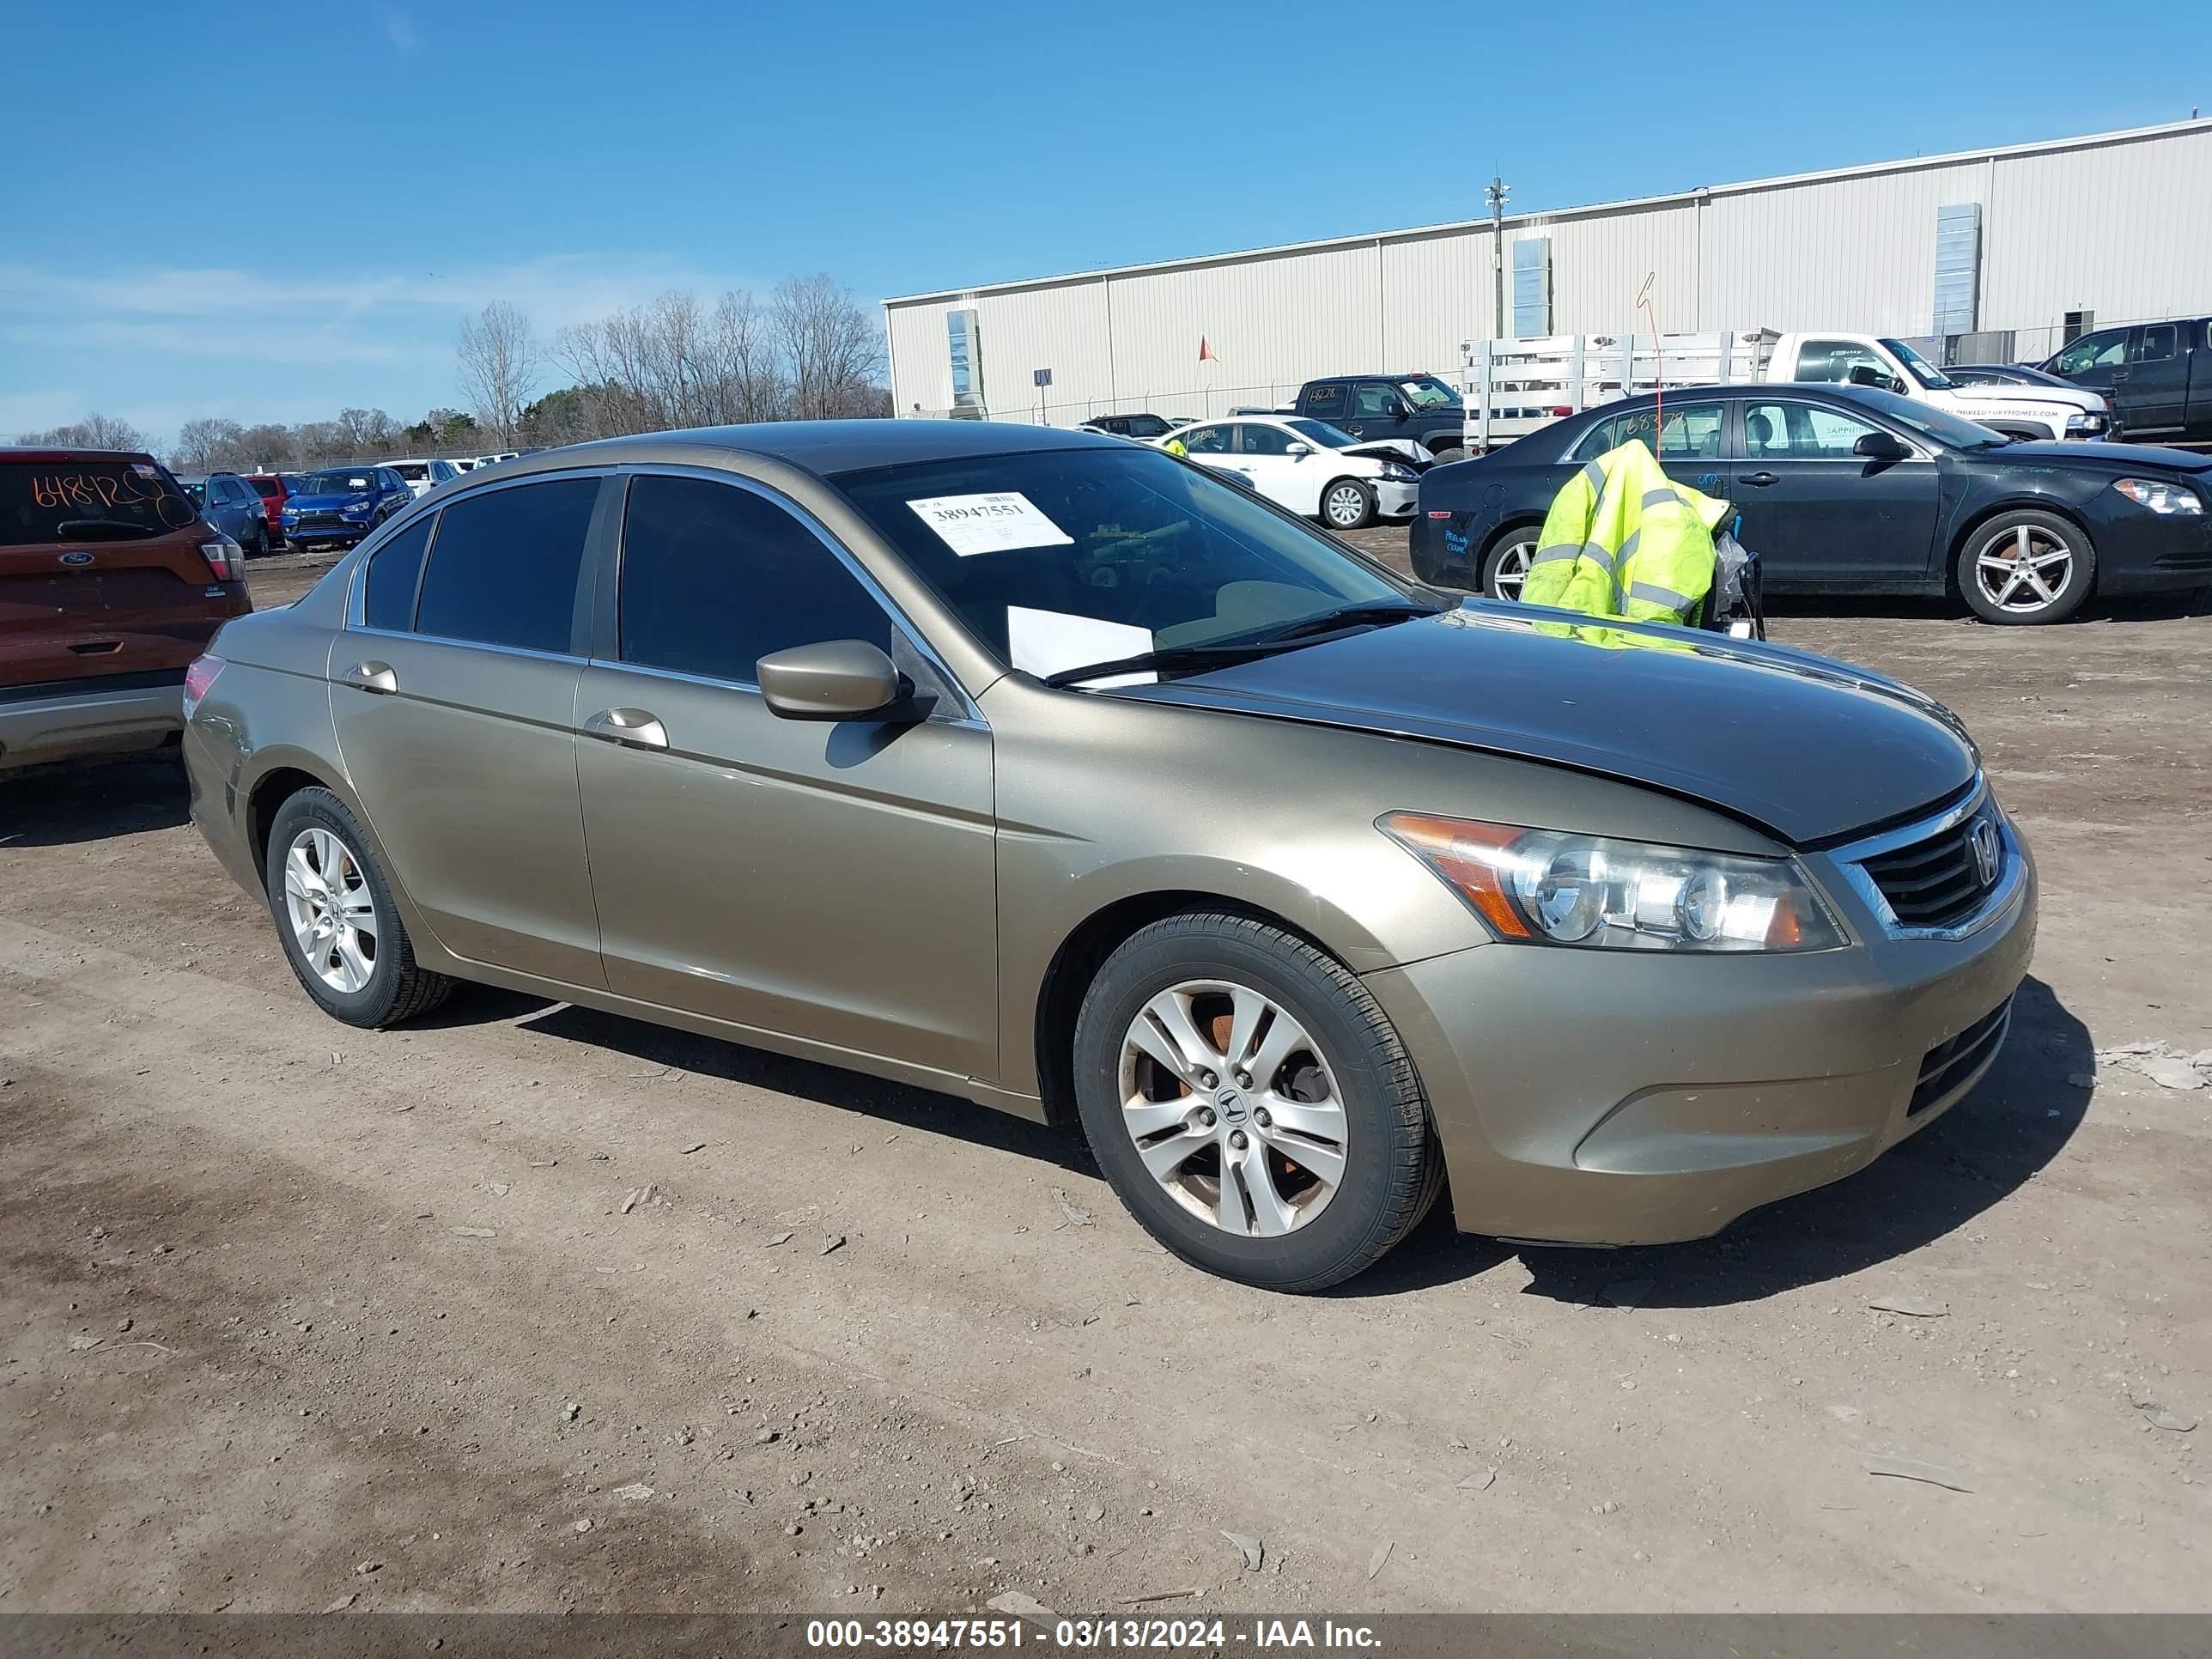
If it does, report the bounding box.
[54,519,158,540]
[1238,599,1444,644]
[1042,641,1285,688]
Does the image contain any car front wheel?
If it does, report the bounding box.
[264,787,453,1028]
[1321,479,1376,531]
[1071,913,1442,1291]
[1958,509,2094,624]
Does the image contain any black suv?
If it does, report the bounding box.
[1288,375,1468,460]
[1079,412,1185,441]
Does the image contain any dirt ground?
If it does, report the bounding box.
[3,542,2208,1617]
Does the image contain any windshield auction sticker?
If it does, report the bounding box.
[908,492,1074,556]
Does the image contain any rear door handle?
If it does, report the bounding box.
[1740,471,1778,487]
[343,659,398,693]
[581,707,669,750]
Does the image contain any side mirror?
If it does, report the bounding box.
[1852,430,1911,461]
[1285,442,1312,458]
[757,640,908,722]
[1845,365,1884,388]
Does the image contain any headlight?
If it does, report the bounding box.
[1380,812,1845,952]
[2113,477,2203,514]
[342,499,376,517]
[1378,462,1417,482]
[281,507,298,521]
[2065,410,2108,434]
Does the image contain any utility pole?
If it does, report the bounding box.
[1485,174,1511,341]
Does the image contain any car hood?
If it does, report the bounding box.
[1977,438,2212,472]
[286,492,377,511]
[1118,605,1978,845]
[1940,381,2101,412]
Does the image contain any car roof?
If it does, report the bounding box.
[0,445,161,465]
[473,419,1122,482]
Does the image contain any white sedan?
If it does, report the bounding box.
[1156,416,1421,530]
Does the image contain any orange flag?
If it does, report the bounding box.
[1198,337,1218,364]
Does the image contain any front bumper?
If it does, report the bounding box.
[0,675,185,772]
[2087,500,2212,594]
[1375,480,1418,519]
[283,521,373,544]
[1364,819,2038,1245]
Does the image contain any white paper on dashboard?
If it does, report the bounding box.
[907,491,1074,556]
[1006,607,1156,687]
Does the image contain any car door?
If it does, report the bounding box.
[1342,381,1405,443]
[572,470,997,1079]
[2047,326,2131,414]
[1231,423,1316,514]
[2124,322,2190,435]
[329,471,611,987]
[1733,398,1940,590]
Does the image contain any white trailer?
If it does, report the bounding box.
[1457,331,1779,452]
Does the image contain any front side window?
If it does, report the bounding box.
[413,476,599,653]
[1792,339,1892,385]
[1743,402,1883,459]
[1351,382,1401,417]
[361,514,434,631]
[834,445,1411,665]
[2054,331,2126,375]
[1237,424,1295,456]
[617,476,890,684]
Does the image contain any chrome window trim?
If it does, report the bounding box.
[341,623,586,669]
[1824,777,2025,942]
[608,462,984,725]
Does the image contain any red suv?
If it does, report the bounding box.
[2,447,253,773]
[246,472,294,549]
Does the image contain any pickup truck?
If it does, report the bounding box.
[2039,317,2212,445]
[1237,374,1471,462]
[1765,332,2114,442]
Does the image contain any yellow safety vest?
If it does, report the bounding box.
[1522,439,1731,626]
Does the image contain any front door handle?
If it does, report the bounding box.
[581,707,669,750]
[343,659,398,694]
[1740,471,1778,487]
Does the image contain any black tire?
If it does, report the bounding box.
[1320,478,1376,532]
[1070,912,1442,1292]
[246,522,269,556]
[1480,525,1541,602]
[1426,444,1467,467]
[1956,508,2094,625]
[263,787,453,1028]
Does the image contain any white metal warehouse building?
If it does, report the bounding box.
[884,118,2212,428]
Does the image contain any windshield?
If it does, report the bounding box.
[1399,377,1461,411]
[2,459,199,546]
[1834,387,2011,449]
[301,470,379,494]
[1880,338,1954,390]
[834,446,1415,671]
[1286,419,1357,449]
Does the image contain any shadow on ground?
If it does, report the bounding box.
[0,754,189,848]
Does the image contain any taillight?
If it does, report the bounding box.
[182,654,225,721]
[198,536,244,581]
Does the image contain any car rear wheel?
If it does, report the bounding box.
[1958,510,2094,624]
[264,787,453,1028]
[1071,912,1442,1291]
[1321,479,1376,531]
[1481,528,1540,601]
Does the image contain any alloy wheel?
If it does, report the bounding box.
[1116,979,1347,1237]
[1491,535,1536,600]
[283,827,378,994]
[1973,523,2074,616]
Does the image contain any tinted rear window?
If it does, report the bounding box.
[414,477,599,653]
[392,463,428,481]
[1,460,199,547]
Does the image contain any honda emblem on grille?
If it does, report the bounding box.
[1969,817,2002,887]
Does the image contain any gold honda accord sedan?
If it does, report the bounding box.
[183,423,2035,1291]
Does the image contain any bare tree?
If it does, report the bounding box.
[173,417,250,472]
[334,407,399,456]
[238,423,301,470]
[457,301,541,449]
[771,275,883,421]
[16,412,150,452]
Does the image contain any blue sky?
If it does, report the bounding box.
[5,0,2203,444]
